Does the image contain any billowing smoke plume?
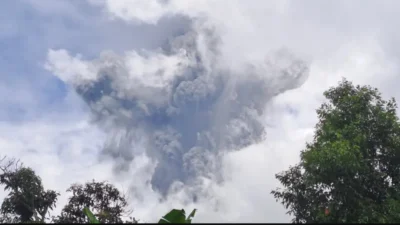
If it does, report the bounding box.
[45,16,309,197]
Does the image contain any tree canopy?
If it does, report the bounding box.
[0,157,59,223]
[3,78,400,223]
[54,180,135,223]
[0,156,193,224]
[0,157,136,224]
[272,79,400,223]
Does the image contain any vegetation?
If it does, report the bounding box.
[0,157,59,223]
[158,209,196,223]
[0,156,196,224]
[83,207,196,224]
[272,79,400,223]
[3,78,400,223]
[83,207,196,223]
[53,180,133,223]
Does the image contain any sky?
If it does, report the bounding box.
[2,0,400,223]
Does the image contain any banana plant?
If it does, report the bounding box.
[83,207,100,224]
[158,209,196,224]
[83,207,197,224]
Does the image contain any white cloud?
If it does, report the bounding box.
[44,0,400,222]
[45,49,100,86]
[3,0,400,223]
[0,112,112,218]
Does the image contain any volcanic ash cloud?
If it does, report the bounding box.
[45,27,309,196]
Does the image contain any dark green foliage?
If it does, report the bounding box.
[83,207,196,224]
[272,79,400,223]
[0,156,198,223]
[53,180,136,224]
[83,207,100,224]
[0,157,59,223]
[158,209,196,223]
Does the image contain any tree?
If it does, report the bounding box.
[0,156,59,223]
[272,79,400,223]
[53,180,137,224]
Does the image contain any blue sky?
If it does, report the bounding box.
[2,0,400,223]
[0,0,91,121]
[0,0,187,122]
